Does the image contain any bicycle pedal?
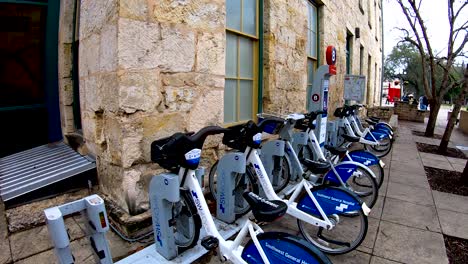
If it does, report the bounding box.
[201,236,219,250]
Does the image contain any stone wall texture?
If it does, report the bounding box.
[394,101,427,122]
[76,0,383,213]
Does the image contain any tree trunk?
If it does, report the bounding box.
[441,66,468,152]
[425,101,441,137]
[439,103,461,153]
[463,160,468,186]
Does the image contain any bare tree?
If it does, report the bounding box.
[439,65,467,153]
[396,0,468,137]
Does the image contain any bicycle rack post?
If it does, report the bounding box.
[149,173,180,260]
[44,195,113,264]
[260,140,285,186]
[291,132,308,156]
[216,152,246,224]
[307,46,337,152]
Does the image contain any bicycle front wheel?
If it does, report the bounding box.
[296,187,368,255]
[241,232,332,264]
[172,189,201,251]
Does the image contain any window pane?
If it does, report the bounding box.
[310,30,317,58]
[226,0,241,31]
[242,0,256,35]
[239,37,253,78]
[307,59,314,84]
[226,33,238,78]
[224,79,237,123]
[239,80,253,120]
[310,4,317,31]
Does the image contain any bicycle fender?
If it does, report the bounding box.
[323,162,359,184]
[297,186,362,216]
[344,150,380,167]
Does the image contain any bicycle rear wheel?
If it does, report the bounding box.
[172,189,201,251]
[208,161,259,216]
[296,186,368,255]
[241,232,332,264]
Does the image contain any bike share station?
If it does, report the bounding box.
[43,46,345,263]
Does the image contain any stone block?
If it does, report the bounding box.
[187,89,223,132]
[58,43,73,78]
[158,24,195,72]
[328,250,371,264]
[100,22,118,72]
[196,32,225,75]
[386,182,433,206]
[79,33,100,77]
[438,209,468,239]
[141,113,187,162]
[59,77,74,106]
[79,0,118,38]
[433,190,468,214]
[118,69,161,114]
[374,221,448,264]
[58,0,75,44]
[117,18,160,69]
[120,0,148,21]
[10,218,83,261]
[163,86,197,112]
[382,197,440,232]
[148,0,224,31]
[162,72,224,88]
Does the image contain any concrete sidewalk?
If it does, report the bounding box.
[1,120,464,263]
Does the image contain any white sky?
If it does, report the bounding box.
[383,0,468,63]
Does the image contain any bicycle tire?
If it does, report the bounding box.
[327,162,379,209]
[208,161,259,217]
[296,186,368,255]
[241,232,332,264]
[346,150,385,188]
[364,137,392,158]
[270,155,291,193]
[173,189,201,252]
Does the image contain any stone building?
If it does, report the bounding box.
[1,0,383,214]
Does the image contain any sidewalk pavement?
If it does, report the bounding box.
[1,120,466,264]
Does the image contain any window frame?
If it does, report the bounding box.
[306,1,319,108]
[224,0,260,124]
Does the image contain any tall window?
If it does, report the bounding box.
[367,55,372,104]
[346,33,353,74]
[224,0,258,123]
[359,45,364,75]
[306,1,318,107]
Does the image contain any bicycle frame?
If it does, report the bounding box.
[340,117,380,145]
[246,147,336,229]
[178,166,272,264]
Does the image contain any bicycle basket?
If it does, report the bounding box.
[257,113,283,134]
[151,132,197,171]
[222,121,261,151]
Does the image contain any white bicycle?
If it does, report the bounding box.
[151,126,332,263]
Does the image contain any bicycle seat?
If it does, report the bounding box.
[365,119,377,126]
[243,192,287,222]
[301,159,331,174]
[369,116,380,122]
[341,134,360,143]
[324,145,347,156]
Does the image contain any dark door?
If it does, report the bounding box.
[0,0,61,158]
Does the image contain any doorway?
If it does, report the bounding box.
[0,0,61,158]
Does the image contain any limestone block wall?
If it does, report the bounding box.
[394,101,426,122]
[58,0,77,137]
[367,107,394,120]
[263,0,308,114]
[263,0,383,117]
[78,0,226,213]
